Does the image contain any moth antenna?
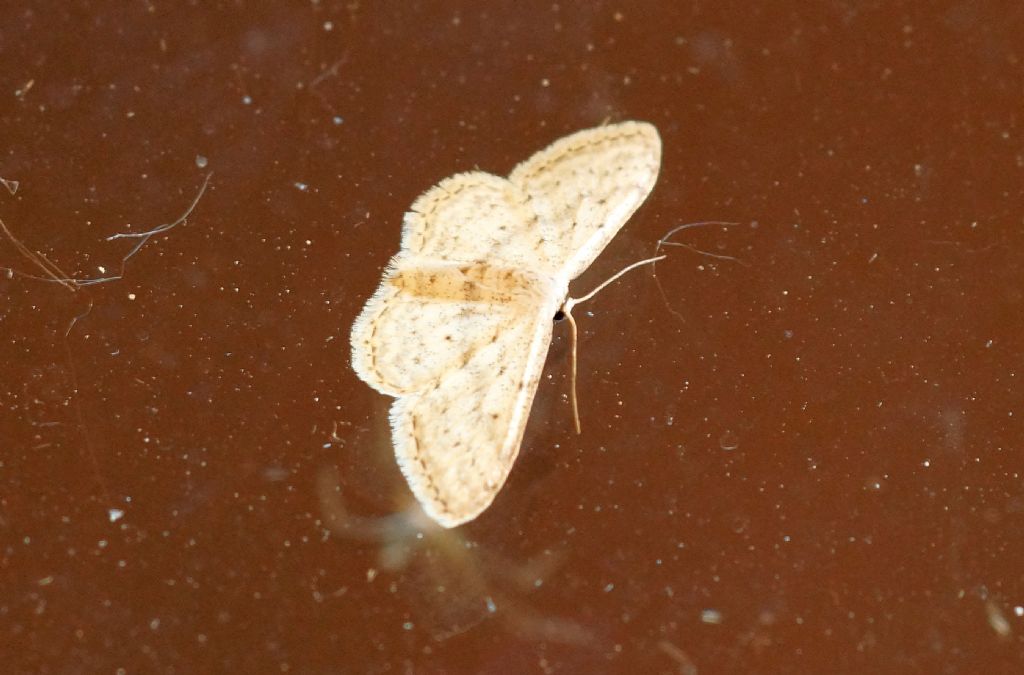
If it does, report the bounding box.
[654,220,740,254]
[562,254,665,434]
[566,255,665,310]
[566,308,581,434]
[652,220,745,325]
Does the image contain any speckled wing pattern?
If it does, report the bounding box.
[350,121,662,527]
[510,122,662,279]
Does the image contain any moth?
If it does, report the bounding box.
[350,121,662,527]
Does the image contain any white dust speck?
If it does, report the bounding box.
[701,609,723,624]
[986,601,1011,637]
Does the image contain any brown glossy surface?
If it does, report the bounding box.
[3,3,1022,673]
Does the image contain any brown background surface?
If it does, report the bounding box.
[2,2,1022,673]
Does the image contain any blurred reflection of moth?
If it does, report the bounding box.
[316,465,591,645]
